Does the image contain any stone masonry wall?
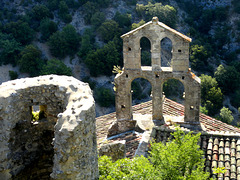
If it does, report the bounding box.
[0,75,98,180]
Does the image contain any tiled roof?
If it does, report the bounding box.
[96,97,240,147]
[96,98,240,177]
[154,127,240,179]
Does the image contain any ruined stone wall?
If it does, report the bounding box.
[0,75,98,180]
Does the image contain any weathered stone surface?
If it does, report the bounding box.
[0,75,98,180]
[113,17,201,133]
[99,140,126,162]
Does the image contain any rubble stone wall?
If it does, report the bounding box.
[0,75,98,180]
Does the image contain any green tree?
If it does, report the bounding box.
[113,11,132,29]
[90,11,105,29]
[99,128,210,180]
[18,45,44,76]
[3,20,34,45]
[83,1,98,24]
[77,28,94,60]
[39,18,58,41]
[0,33,22,65]
[214,65,240,94]
[190,45,210,71]
[99,155,154,179]
[150,129,210,179]
[94,87,115,107]
[131,19,146,30]
[40,59,72,76]
[48,25,80,58]
[136,2,177,28]
[97,20,120,42]
[200,75,223,116]
[219,107,234,124]
[58,1,72,23]
[9,71,18,80]
[85,41,120,76]
[31,5,53,21]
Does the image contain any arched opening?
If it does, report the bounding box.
[131,78,152,105]
[161,37,172,67]
[163,78,185,105]
[140,37,151,66]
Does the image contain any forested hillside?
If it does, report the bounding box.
[0,0,240,122]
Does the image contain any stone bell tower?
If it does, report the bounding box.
[113,17,201,134]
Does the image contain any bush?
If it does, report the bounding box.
[99,128,210,180]
[40,59,72,76]
[136,2,177,28]
[18,45,44,77]
[200,74,223,116]
[131,19,145,30]
[97,20,120,42]
[85,41,120,76]
[214,65,240,94]
[219,107,234,124]
[94,87,115,107]
[39,18,58,41]
[190,45,210,71]
[77,28,94,60]
[48,25,80,58]
[9,71,18,80]
[3,20,34,45]
[0,33,22,65]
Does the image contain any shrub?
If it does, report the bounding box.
[136,2,177,28]
[48,25,80,58]
[219,107,234,124]
[85,41,120,76]
[40,59,72,76]
[9,71,18,80]
[99,128,210,180]
[94,87,115,107]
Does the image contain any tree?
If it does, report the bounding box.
[94,87,115,107]
[58,1,72,23]
[31,5,53,21]
[136,2,177,28]
[219,107,234,124]
[0,33,22,65]
[85,41,120,76]
[3,20,34,45]
[113,12,132,29]
[150,129,210,179]
[18,45,44,77]
[200,75,223,116]
[39,18,58,41]
[131,19,145,30]
[190,45,210,71]
[77,28,94,60]
[99,128,210,180]
[48,25,80,58]
[83,1,98,24]
[90,11,105,29]
[40,59,72,76]
[97,20,120,42]
[214,65,240,94]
